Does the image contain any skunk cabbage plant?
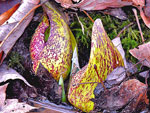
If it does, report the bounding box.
[30,2,76,81]
[68,19,124,112]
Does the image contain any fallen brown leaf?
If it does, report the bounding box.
[112,37,128,68]
[106,66,126,85]
[0,64,33,87]
[102,8,127,20]
[1,99,37,113]
[55,0,73,8]
[129,42,150,67]
[70,0,132,10]
[0,0,21,14]
[92,79,148,112]
[0,0,40,64]
[0,83,8,108]
[0,3,20,25]
[140,7,150,28]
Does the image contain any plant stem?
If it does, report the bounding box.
[82,10,94,23]
[132,8,145,43]
[59,75,66,102]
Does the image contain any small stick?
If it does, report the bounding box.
[75,13,85,34]
[117,22,133,37]
[94,64,106,91]
[132,8,145,43]
[82,10,94,23]
[145,70,149,87]
[129,66,150,77]
[72,82,99,87]
[0,1,47,48]
[121,59,146,77]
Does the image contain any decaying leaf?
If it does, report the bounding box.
[129,42,150,67]
[55,0,149,28]
[0,3,20,25]
[93,66,126,98]
[106,66,126,85]
[112,37,128,68]
[55,0,73,8]
[0,84,36,113]
[1,99,37,113]
[30,1,76,81]
[55,0,145,10]
[0,0,21,14]
[28,99,75,113]
[140,7,150,28]
[144,0,150,17]
[102,8,127,20]
[0,83,8,109]
[0,64,32,87]
[139,70,149,78]
[131,0,145,6]
[0,0,40,64]
[72,0,133,10]
[68,19,124,112]
[0,63,37,112]
[92,79,148,112]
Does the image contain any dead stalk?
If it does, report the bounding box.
[76,13,85,34]
[132,8,145,43]
[145,70,149,87]
[82,10,94,23]
[117,22,133,37]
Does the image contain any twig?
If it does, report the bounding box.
[117,59,147,79]
[132,8,145,43]
[72,82,100,86]
[145,70,149,87]
[117,22,133,37]
[28,98,74,112]
[94,64,107,91]
[82,10,94,23]
[129,67,150,77]
[0,1,47,48]
[75,13,85,34]
[126,59,146,74]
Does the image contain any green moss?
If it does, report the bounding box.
[8,52,25,70]
[70,15,93,48]
[122,37,138,63]
[70,9,150,63]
